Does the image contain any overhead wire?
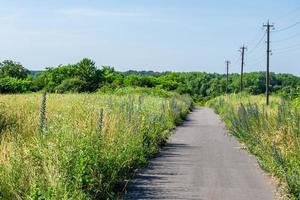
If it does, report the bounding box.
[273,42,300,51]
[274,20,300,33]
[246,55,265,66]
[247,31,267,55]
[272,31,300,43]
[228,28,265,71]
[273,5,300,22]
[226,5,300,74]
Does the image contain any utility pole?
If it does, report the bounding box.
[225,60,230,94]
[263,21,274,106]
[239,45,247,93]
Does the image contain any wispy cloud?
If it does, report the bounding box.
[57,8,146,18]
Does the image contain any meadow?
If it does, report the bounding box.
[208,94,300,200]
[0,88,192,199]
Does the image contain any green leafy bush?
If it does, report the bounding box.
[54,78,86,93]
[0,77,32,93]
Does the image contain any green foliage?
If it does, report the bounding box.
[29,58,102,93]
[55,78,86,93]
[0,59,299,103]
[101,66,123,86]
[0,77,32,93]
[124,74,156,87]
[0,60,29,79]
[75,58,102,92]
[280,86,300,100]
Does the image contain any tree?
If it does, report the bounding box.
[0,60,29,79]
[75,58,102,92]
[35,65,77,92]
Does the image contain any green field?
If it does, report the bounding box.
[0,59,299,199]
[0,89,191,199]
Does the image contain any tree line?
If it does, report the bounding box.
[0,58,299,101]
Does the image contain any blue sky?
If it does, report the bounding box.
[0,0,300,75]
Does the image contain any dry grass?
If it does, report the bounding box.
[208,94,300,200]
[0,90,192,199]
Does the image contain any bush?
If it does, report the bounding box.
[54,78,86,93]
[0,77,32,93]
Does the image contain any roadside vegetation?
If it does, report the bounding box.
[0,89,191,199]
[1,58,300,199]
[208,95,300,199]
[0,58,299,102]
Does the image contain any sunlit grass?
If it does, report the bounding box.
[208,94,300,200]
[0,90,192,199]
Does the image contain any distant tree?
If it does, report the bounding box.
[75,58,102,92]
[35,65,77,92]
[101,66,124,86]
[124,74,156,87]
[0,60,29,79]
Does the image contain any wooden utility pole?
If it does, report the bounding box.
[225,60,230,94]
[239,45,247,93]
[263,21,274,106]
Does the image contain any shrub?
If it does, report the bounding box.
[54,78,86,93]
[0,77,32,93]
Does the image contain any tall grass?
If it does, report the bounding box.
[208,94,300,200]
[0,89,192,199]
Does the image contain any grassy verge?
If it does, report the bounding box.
[0,88,192,199]
[207,94,300,200]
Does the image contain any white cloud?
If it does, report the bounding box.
[57,8,146,18]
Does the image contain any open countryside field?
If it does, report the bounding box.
[0,60,299,200]
[0,89,191,199]
[2,1,300,200]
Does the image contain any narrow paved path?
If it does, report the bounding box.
[124,107,276,200]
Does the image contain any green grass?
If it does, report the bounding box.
[207,94,300,200]
[0,88,192,199]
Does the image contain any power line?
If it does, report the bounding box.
[273,42,300,51]
[274,5,300,22]
[273,31,300,43]
[273,45,300,54]
[229,29,265,71]
[232,54,241,65]
[247,29,265,47]
[247,31,267,55]
[274,20,300,33]
[246,55,265,66]
[247,44,266,61]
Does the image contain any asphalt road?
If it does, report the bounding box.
[124,107,276,200]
